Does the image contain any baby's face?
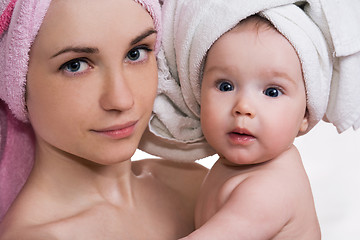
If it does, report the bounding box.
[200,18,308,165]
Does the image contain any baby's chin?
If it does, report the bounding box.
[218,152,270,167]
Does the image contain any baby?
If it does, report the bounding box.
[140,0,360,239]
[183,15,321,239]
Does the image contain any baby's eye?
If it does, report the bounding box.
[60,59,90,74]
[217,81,234,92]
[125,47,151,63]
[264,87,282,97]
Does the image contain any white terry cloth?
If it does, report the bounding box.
[305,0,360,133]
[140,0,334,161]
[139,48,217,161]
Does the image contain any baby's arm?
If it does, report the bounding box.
[180,175,293,240]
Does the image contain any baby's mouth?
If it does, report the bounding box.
[229,132,255,138]
[228,128,256,144]
[230,128,254,137]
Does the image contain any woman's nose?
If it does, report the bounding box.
[232,95,256,118]
[99,71,134,112]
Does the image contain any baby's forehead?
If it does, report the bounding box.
[207,15,296,58]
[202,15,304,84]
[222,15,302,68]
[234,15,276,33]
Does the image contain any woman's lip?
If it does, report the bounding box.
[92,121,137,139]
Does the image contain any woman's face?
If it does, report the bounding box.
[26,0,158,164]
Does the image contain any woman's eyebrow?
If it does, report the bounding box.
[51,47,99,59]
[50,29,156,59]
[130,28,157,46]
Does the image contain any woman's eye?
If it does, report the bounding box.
[125,47,151,63]
[60,59,90,74]
[217,81,234,92]
[264,87,282,97]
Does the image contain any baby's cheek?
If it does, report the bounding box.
[263,123,295,152]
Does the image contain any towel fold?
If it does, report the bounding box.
[306,0,360,132]
[0,0,51,222]
[0,100,34,222]
[140,0,339,161]
[0,0,51,122]
[139,48,216,160]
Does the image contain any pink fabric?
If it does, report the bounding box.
[0,0,52,122]
[0,100,35,221]
[135,0,162,53]
[0,0,17,36]
[0,0,49,221]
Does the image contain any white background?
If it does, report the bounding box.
[133,121,360,239]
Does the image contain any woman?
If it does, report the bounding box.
[0,0,207,238]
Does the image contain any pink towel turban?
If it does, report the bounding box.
[0,0,162,221]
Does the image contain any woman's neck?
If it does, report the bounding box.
[28,139,136,208]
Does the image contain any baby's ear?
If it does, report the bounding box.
[298,110,309,134]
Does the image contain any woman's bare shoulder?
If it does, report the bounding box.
[0,218,57,240]
[0,203,119,240]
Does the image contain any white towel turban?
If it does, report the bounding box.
[139,0,360,161]
[307,0,360,132]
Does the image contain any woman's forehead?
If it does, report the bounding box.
[34,0,155,51]
[43,0,153,30]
